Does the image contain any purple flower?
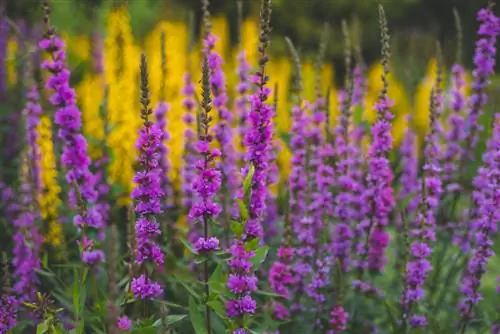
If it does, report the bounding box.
[444,64,466,192]
[0,296,18,333]
[226,295,257,318]
[116,315,132,331]
[327,305,348,333]
[458,115,500,318]
[235,51,251,163]
[194,237,220,254]
[269,246,294,300]
[131,274,163,300]
[154,101,172,209]
[401,89,442,326]
[399,125,419,217]
[363,86,395,271]
[463,8,500,159]
[352,64,367,108]
[204,35,238,217]
[130,55,165,300]
[409,315,428,328]
[24,85,43,193]
[39,23,102,263]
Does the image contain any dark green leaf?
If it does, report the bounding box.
[189,296,206,334]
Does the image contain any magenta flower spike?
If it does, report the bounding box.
[463,6,500,160]
[458,114,500,328]
[130,54,165,300]
[39,5,104,264]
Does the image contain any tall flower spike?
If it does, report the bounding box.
[181,71,199,245]
[242,0,273,240]
[457,115,500,332]
[189,37,222,331]
[203,17,238,247]
[130,54,164,300]
[363,5,394,273]
[154,31,172,211]
[462,5,499,161]
[400,87,442,328]
[39,1,104,264]
[444,9,467,194]
[352,16,367,108]
[285,37,312,303]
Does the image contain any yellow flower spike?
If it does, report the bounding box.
[241,19,259,67]
[212,16,229,57]
[36,116,63,249]
[104,7,141,204]
[145,21,189,185]
[392,114,408,147]
[413,58,446,137]
[7,36,17,86]
[303,61,316,103]
[267,57,292,133]
[77,75,105,160]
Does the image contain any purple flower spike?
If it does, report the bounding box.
[131,54,165,300]
[0,296,18,333]
[39,7,103,263]
[444,64,466,192]
[401,88,442,327]
[458,115,500,321]
[463,7,500,160]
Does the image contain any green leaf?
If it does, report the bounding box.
[237,199,249,221]
[230,220,244,239]
[36,320,50,334]
[251,246,269,270]
[207,299,227,319]
[174,275,200,300]
[189,296,206,334]
[245,238,260,252]
[209,264,224,287]
[35,268,56,277]
[152,314,187,327]
[243,164,255,197]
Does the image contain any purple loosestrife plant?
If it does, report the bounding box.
[400,88,442,328]
[235,50,251,163]
[444,47,466,191]
[155,32,172,210]
[457,115,500,332]
[463,6,499,161]
[242,0,273,241]
[190,3,223,325]
[24,85,42,195]
[181,72,199,244]
[0,296,18,333]
[268,242,294,320]
[39,3,104,264]
[204,32,238,246]
[226,2,272,332]
[399,122,419,219]
[363,6,395,273]
[130,54,165,300]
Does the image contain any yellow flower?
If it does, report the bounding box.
[145,20,189,188]
[104,7,141,204]
[7,37,17,86]
[37,116,63,248]
[77,75,105,160]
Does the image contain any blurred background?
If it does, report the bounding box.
[0,0,498,192]
[3,0,497,81]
